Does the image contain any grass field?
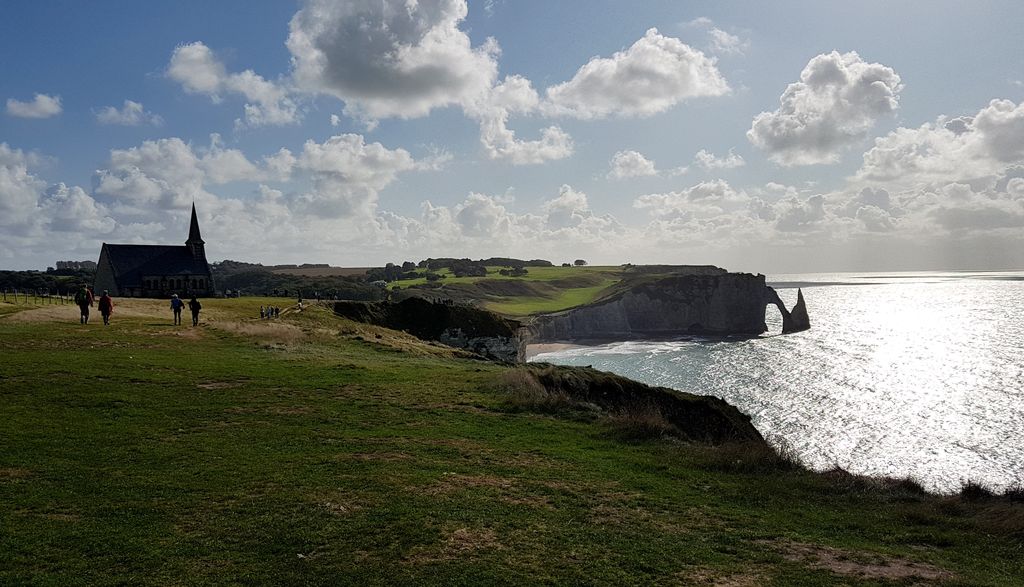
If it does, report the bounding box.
[394,265,623,317]
[1,298,1022,585]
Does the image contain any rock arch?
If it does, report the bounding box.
[764,287,811,334]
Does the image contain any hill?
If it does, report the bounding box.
[1,299,1022,584]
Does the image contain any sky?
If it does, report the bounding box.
[2,0,1024,273]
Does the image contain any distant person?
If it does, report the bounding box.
[170,294,185,325]
[188,296,202,326]
[260,306,266,319]
[74,285,94,324]
[97,290,114,326]
[275,306,280,318]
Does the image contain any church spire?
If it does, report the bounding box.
[187,202,204,245]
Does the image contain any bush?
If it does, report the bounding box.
[496,369,575,414]
[696,439,805,474]
[604,403,678,441]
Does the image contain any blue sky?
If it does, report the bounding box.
[2,1,1024,271]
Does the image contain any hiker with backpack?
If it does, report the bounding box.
[170,294,185,325]
[188,296,202,326]
[74,285,94,324]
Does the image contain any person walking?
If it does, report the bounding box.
[74,285,94,324]
[97,290,114,326]
[188,296,202,326]
[170,294,185,325]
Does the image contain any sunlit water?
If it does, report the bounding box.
[530,272,1024,493]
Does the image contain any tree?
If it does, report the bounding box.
[574,259,587,266]
[401,261,416,271]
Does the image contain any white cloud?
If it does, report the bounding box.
[748,51,902,166]
[685,17,749,56]
[41,184,116,233]
[0,143,113,251]
[694,148,745,170]
[287,0,499,122]
[6,93,62,119]
[168,42,298,127]
[856,99,1024,185]
[608,150,658,179]
[0,143,47,225]
[465,75,573,165]
[95,100,163,126]
[544,28,729,119]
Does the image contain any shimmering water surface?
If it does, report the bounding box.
[530,272,1024,493]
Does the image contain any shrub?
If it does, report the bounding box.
[496,369,574,414]
[604,403,678,441]
[696,439,805,474]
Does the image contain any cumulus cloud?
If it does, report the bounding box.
[544,28,729,119]
[0,143,113,251]
[748,51,902,166]
[168,42,298,127]
[608,150,658,179]
[607,150,688,179]
[95,100,163,126]
[293,133,419,217]
[287,0,498,122]
[685,17,749,56]
[694,148,745,170]
[857,99,1024,185]
[6,93,62,118]
[467,76,573,165]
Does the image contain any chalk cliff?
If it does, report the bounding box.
[528,270,809,342]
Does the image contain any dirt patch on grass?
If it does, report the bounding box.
[0,467,33,480]
[774,541,953,581]
[425,473,516,495]
[405,527,502,564]
[345,452,413,462]
[197,381,246,390]
[677,568,763,586]
[214,320,307,345]
[4,299,172,323]
[265,406,313,415]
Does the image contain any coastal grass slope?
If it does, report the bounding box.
[393,265,623,317]
[1,299,1022,585]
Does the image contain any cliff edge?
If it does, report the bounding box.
[528,268,809,342]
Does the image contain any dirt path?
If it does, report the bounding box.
[4,299,170,323]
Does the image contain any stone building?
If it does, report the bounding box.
[94,204,214,297]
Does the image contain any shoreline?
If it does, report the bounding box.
[524,342,587,360]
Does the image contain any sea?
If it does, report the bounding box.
[529,271,1024,494]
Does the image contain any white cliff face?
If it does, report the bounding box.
[529,273,774,342]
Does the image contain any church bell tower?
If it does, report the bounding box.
[185,203,206,262]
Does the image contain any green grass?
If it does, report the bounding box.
[484,283,617,316]
[392,265,623,317]
[1,300,1022,585]
[389,265,620,289]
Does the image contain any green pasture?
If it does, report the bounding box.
[0,299,1021,585]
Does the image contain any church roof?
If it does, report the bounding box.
[187,202,204,244]
[101,244,209,286]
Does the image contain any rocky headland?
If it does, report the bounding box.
[526,267,810,344]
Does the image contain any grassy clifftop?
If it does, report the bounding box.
[1,299,1022,585]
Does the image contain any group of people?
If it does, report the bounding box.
[73,285,202,326]
[260,305,281,319]
[170,294,203,326]
[74,286,113,325]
